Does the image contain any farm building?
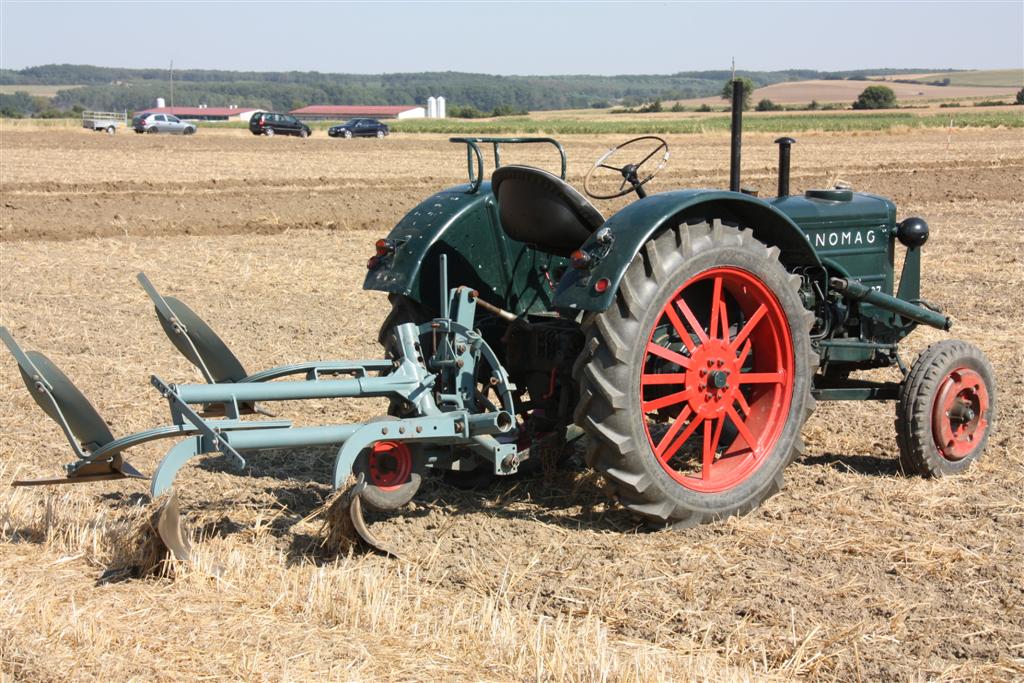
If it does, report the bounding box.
[289,105,427,121]
[135,106,261,122]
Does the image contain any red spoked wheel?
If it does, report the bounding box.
[897,340,996,476]
[366,441,413,490]
[576,221,816,527]
[640,266,794,493]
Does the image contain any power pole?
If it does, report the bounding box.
[170,60,174,109]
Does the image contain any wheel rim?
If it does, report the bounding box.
[640,266,794,493]
[931,367,989,461]
[366,441,413,490]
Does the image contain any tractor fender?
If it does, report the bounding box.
[363,182,496,303]
[553,190,821,313]
[363,182,563,316]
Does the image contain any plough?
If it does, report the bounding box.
[4,259,524,560]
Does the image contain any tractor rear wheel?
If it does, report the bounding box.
[896,340,996,476]
[575,220,816,527]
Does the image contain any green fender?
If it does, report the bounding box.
[363,181,565,316]
[553,190,821,312]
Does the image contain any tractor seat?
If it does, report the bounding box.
[491,165,605,257]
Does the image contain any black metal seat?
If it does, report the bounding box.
[491,165,605,257]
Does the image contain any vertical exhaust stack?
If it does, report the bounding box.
[775,137,795,197]
[729,79,742,192]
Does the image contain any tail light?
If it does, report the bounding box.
[570,249,591,270]
[375,239,395,257]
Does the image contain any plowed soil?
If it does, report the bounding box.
[1,125,1022,682]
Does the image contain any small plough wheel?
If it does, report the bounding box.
[896,340,996,476]
[353,439,421,511]
[575,221,816,526]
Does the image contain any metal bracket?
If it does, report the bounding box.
[151,375,247,469]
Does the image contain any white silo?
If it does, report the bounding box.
[436,96,446,118]
[156,97,166,108]
[427,96,437,118]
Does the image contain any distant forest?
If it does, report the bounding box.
[0,64,941,116]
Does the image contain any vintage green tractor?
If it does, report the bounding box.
[4,83,996,560]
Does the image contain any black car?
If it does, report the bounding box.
[249,112,311,138]
[328,118,389,139]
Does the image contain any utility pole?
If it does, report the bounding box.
[170,60,174,109]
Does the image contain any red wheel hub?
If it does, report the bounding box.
[366,441,413,490]
[640,267,794,493]
[931,367,989,461]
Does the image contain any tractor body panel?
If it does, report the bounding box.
[773,192,897,296]
[363,182,566,317]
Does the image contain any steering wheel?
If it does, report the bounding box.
[584,136,670,200]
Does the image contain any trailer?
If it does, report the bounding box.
[82,110,128,134]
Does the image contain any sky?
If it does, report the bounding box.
[1,1,1022,75]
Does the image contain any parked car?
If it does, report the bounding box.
[132,112,196,135]
[248,112,311,138]
[328,118,389,139]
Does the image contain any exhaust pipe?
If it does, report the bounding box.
[775,137,795,197]
[729,79,743,192]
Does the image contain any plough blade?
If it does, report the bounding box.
[324,477,401,558]
[155,491,193,563]
[348,492,401,558]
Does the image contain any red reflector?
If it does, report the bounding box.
[570,249,591,270]
[594,277,610,293]
[375,239,390,256]
[367,256,381,270]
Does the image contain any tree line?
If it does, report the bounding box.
[0,64,939,117]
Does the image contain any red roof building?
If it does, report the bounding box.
[289,105,426,120]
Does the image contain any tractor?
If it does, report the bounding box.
[3,82,996,561]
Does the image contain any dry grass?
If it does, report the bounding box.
[1,126,1023,681]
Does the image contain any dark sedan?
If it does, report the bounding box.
[328,119,389,139]
[248,111,312,138]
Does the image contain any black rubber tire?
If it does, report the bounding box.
[344,130,352,139]
[184,127,195,136]
[377,294,434,349]
[264,127,275,137]
[299,129,309,139]
[574,220,817,527]
[895,340,996,477]
[376,129,385,139]
[353,416,423,511]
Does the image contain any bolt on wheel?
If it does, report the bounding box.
[897,340,996,476]
[577,222,816,527]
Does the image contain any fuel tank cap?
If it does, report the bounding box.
[805,188,853,202]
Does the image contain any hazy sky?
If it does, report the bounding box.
[1,1,1021,75]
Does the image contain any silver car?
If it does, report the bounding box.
[133,112,197,135]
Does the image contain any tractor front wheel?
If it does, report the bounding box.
[896,340,996,476]
[575,220,816,527]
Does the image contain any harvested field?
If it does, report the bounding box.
[1,125,1023,681]
[681,78,1021,106]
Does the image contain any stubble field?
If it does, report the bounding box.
[1,124,1022,681]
